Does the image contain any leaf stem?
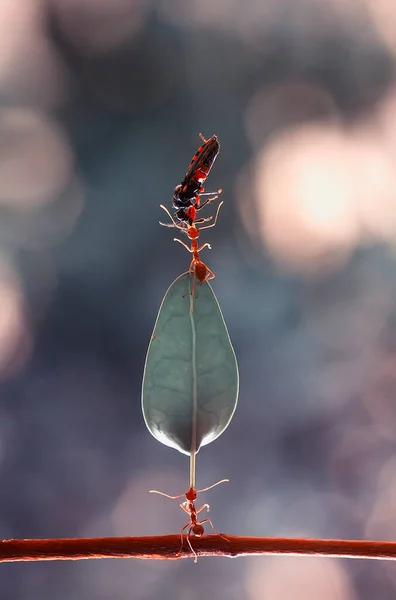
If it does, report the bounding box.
[189,277,197,489]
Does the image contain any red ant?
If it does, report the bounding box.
[150,479,229,562]
[159,201,224,300]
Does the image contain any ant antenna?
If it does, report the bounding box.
[159,204,186,230]
[149,489,185,499]
[148,479,229,500]
[198,201,224,230]
[196,479,229,493]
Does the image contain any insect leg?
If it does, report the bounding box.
[197,194,220,211]
[198,189,222,197]
[194,216,214,225]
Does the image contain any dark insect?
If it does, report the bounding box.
[163,133,222,228]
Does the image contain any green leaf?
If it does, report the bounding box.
[142,272,239,456]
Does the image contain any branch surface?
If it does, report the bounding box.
[0,535,396,563]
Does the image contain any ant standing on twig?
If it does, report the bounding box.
[150,480,229,562]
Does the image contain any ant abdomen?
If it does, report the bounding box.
[194,262,208,283]
[191,524,204,537]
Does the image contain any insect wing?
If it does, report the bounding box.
[141,272,239,456]
[183,135,220,186]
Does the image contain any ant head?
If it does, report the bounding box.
[191,524,205,537]
[185,487,197,501]
[187,226,199,240]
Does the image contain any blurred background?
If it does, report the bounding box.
[1,0,396,598]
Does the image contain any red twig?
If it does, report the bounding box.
[0,535,396,563]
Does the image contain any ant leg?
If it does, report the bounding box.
[198,518,229,543]
[182,261,196,301]
[178,522,192,557]
[189,266,196,306]
[199,201,224,230]
[196,242,211,252]
[196,503,210,514]
[174,238,193,252]
[194,278,205,299]
[180,521,191,533]
[180,522,201,562]
[187,540,198,563]
[205,266,215,281]
[185,527,199,563]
